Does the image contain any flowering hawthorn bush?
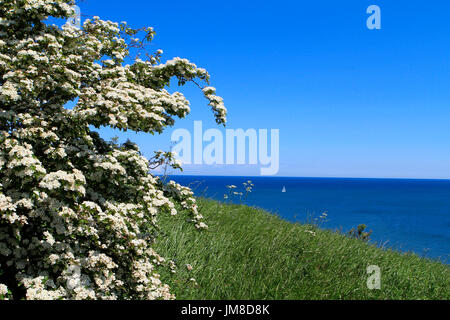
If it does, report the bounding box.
[0,0,226,300]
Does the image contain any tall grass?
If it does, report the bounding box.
[155,198,449,300]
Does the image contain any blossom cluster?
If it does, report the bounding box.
[0,0,226,300]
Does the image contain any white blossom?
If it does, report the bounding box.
[0,284,8,295]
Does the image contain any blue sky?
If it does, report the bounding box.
[70,0,450,179]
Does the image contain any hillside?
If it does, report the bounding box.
[155,199,449,300]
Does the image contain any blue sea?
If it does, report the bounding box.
[169,175,450,263]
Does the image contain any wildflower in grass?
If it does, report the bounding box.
[189,278,198,286]
[224,181,254,204]
[169,260,177,273]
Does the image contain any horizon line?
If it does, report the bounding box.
[161,174,450,181]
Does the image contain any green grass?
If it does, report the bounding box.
[154,198,450,300]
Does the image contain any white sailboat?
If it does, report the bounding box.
[282,186,286,193]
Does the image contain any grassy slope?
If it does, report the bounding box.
[155,198,450,300]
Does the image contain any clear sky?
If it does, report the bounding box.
[71,0,450,179]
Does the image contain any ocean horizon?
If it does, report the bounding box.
[168,175,450,263]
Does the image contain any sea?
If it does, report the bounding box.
[169,175,450,263]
